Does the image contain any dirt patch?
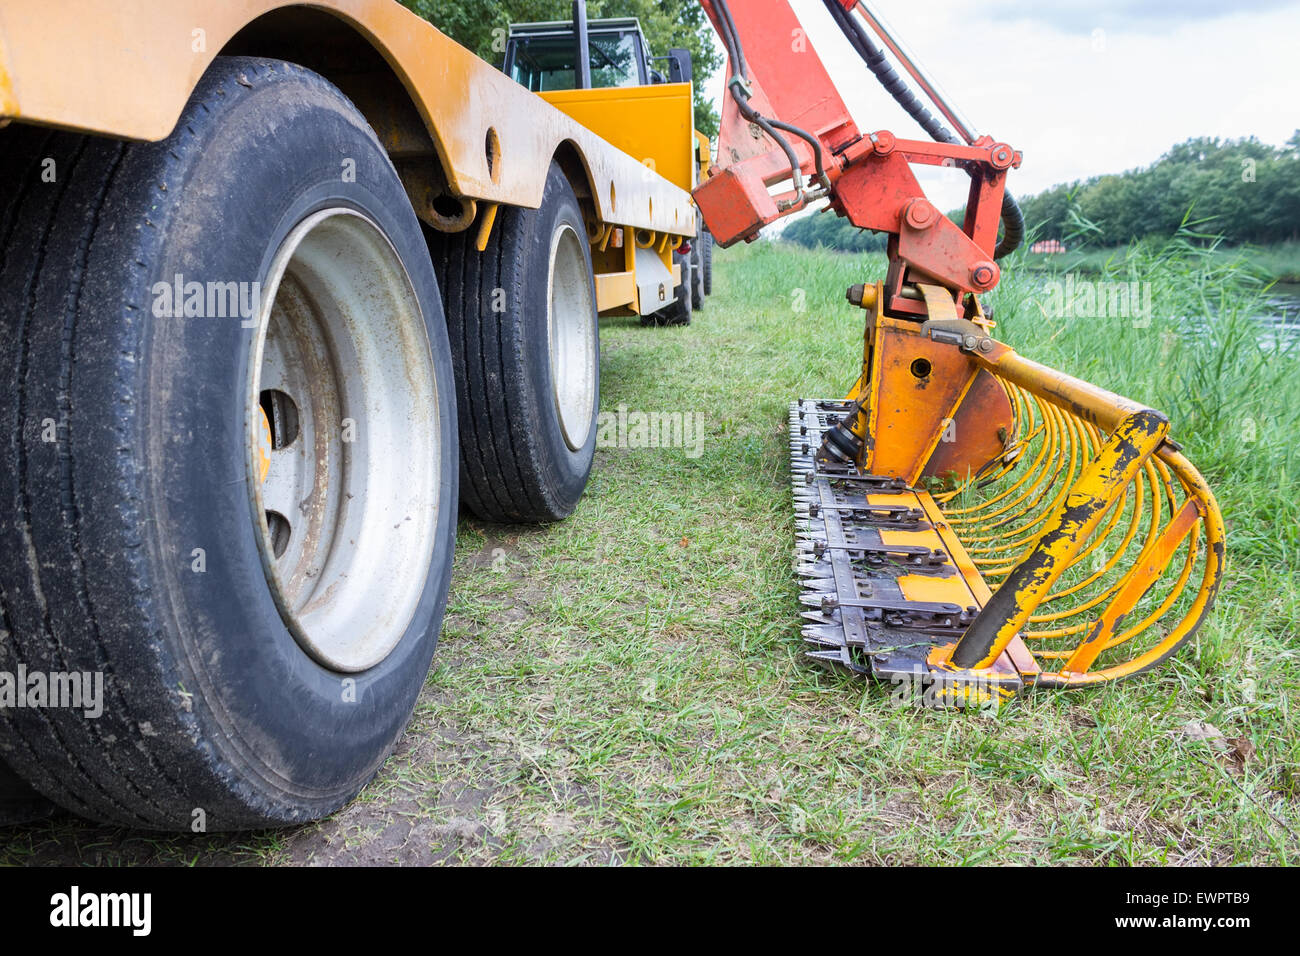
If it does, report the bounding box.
[0,659,623,866]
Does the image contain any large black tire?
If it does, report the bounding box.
[0,758,56,826]
[691,238,705,309]
[428,162,599,523]
[0,58,458,829]
[642,253,692,327]
[701,229,714,296]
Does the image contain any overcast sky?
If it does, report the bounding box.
[704,0,1300,213]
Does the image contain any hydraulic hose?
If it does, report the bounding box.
[821,0,1023,258]
[713,0,829,203]
[995,189,1025,259]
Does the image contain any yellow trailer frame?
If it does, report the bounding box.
[539,82,697,316]
[0,0,695,313]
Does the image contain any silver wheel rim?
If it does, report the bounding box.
[245,208,440,673]
[547,222,597,451]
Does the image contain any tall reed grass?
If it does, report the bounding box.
[989,227,1300,570]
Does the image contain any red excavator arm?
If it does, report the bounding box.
[694,0,1022,319]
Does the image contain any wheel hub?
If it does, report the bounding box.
[246,208,441,673]
[547,222,597,452]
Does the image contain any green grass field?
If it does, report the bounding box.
[3,239,1296,865]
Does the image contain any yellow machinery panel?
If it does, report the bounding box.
[540,83,697,195]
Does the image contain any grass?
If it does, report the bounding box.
[993,230,1300,568]
[1022,238,1300,285]
[2,238,1297,865]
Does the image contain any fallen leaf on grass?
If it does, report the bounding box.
[1227,736,1255,773]
[1179,721,1255,774]
[1180,719,1229,748]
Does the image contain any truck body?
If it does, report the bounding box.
[0,0,695,315]
[502,14,712,320]
[0,0,702,828]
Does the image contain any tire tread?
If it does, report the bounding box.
[427,171,592,523]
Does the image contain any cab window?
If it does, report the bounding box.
[509,30,644,91]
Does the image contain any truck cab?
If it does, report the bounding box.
[504,17,656,91]
[503,14,711,325]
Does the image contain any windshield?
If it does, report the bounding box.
[509,30,643,91]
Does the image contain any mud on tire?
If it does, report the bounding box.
[0,57,458,829]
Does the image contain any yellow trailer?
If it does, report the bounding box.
[0,0,696,828]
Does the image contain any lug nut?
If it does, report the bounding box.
[970,261,998,289]
[905,200,936,230]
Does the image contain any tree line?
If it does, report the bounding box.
[1019,133,1300,247]
[782,210,886,254]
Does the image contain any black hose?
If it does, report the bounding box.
[712,0,801,194]
[821,0,955,146]
[713,0,748,81]
[820,0,1023,258]
[745,108,805,195]
[713,0,829,201]
[768,118,830,189]
[995,189,1025,259]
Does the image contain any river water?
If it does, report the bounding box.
[1026,276,1300,347]
[1263,283,1300,343]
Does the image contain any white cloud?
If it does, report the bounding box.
[980,0,1295,32]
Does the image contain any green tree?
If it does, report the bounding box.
[783,208,886,253]
[400,0,721,137]
[1017,134,1300,247]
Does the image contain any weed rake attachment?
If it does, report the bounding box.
[679,0,1226,698]
[792,283,1225,701]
